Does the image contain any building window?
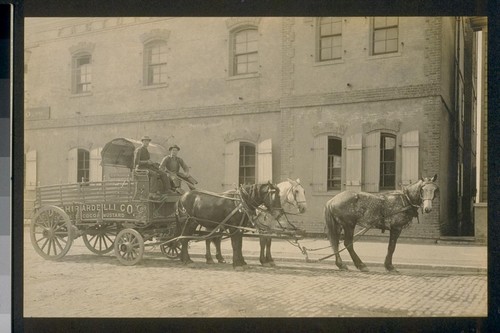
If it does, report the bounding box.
[72,53,91,93]
[232,28,258,76]
[380,134,396,189]
[144,40,167,85]
[372,17,399,55]
[239,142,256,185]
[327,137,342,190]
[77,149,90,182]
[318,17,342,61]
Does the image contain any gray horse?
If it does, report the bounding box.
[324,175,439,272]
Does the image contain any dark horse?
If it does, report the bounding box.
[175,182,282,269]
[205,179,307,266]
[324,175,439,272]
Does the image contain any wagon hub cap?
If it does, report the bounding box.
[120,242,132,252]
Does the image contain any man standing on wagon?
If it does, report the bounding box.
[160,144,197,192]
[134,136,175,195]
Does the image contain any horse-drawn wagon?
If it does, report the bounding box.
[29,137,307,268]
[29,137,183,266]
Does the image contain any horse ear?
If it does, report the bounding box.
[296,178,301,184]
[432,174,437,182]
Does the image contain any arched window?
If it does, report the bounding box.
[77,149,90,182]
[72,53,92,93]
[380,133,396,189]
[318,17,342,61]
[144,40,167,85]
[327,137,342,190]
[231,28,258,76]
[239,142,256,185]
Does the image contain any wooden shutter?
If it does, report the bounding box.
[345,133,362,192]
[223,140,239,190]
[25,150,37,189]
[312,135,327,192]
[89,147,103,182]
[257,139,272,183]
[67,148,78,183]
[363,132,380,192]
[401,130,419,186]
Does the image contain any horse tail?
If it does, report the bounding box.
[324,201,340,246]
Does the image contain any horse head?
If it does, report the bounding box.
[420,174,439,213]
[282,178,307,213]
[259,181,282,218]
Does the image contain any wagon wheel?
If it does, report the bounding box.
[82,224,117,255]
[114,229,144,266]
[160,239,181,260]
[30,205,73,260]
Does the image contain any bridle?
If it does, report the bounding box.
[239,183,280,214]
[283,181,306,210]
[402,180,438,213]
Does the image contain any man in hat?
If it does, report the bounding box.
[134,136,175,195]
[160,144,197,192]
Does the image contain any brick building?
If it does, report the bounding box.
[24,17,485,240]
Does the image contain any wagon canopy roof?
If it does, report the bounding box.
[101,137,167,169]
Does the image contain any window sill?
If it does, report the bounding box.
[70,92,93,98]
[368,51,402,60]
[141,83,169,90]
[313,58,344,67]
[227,73,260,81]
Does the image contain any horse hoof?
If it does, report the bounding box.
[261,262,271,267]
[359,266,369,272]
[387,268,400,274]
[337,264,349,271]
[218,259,226,264]
[206,260,215,265]
[269,262,276,267]
[234,266,245,271]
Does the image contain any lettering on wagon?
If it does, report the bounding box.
[63,203,142,220]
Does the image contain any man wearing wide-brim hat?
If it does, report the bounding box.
[133,136,175,195]
[160,144,197,192]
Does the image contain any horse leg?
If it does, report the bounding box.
[205,239,215,264]
[179,220,196,265]
[325,211,348,270]
[384,227,402,273]
[213,236,226,263]
[344,225,368,272]
[231,231,246,270]
[266,238,275,267]
[259,236,268,266]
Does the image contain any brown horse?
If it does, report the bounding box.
[324,175,439,272]
[175,182,282,269]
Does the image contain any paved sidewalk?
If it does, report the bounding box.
[188,236,487,272]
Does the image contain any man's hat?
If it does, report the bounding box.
[141,135,152,141]
[169,144,180,151]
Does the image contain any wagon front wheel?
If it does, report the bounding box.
[83,224,117,255]
[114,229,144,266]
[30,205,73,260]
[160,239,181,259]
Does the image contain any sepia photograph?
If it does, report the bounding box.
[22,15,488,320]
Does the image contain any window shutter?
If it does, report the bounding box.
[345,133,362,192]
[257,138,272,183]
[312,135,327,192]
[89,147,103,182]
[401,130,419,186]
[223,140,239,190]
[363,132,380,192]
[25,150,37,189]
[68,148,78,183]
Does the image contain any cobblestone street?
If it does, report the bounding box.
[24,231,487,318]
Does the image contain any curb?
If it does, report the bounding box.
[188,252,487,274]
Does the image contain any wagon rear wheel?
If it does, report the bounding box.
[83,224,117,255]
[114,229,144,266]
[160,239,181,259]
[30,206,73,260]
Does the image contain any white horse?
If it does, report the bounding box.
[204,178,307,266]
